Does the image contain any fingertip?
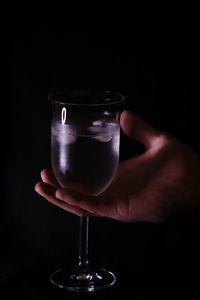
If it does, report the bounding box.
[120,110,136,138]
[40,168,48,181]
[35,183,39,192]
[119,109,131,123]
[35,181,42,193]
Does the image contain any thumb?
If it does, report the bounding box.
[120,110,162,149]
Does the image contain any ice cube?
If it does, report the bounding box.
[58,132,77,145]
[89,121,114,142]
[52,123,77,145]
[92,120,104,127]
[88,125,102,134]
[95,135,112,142]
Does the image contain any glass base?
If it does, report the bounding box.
[50,266,116,293]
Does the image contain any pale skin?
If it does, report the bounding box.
[35,110,200,222]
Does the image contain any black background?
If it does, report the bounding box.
[1,5,200,299]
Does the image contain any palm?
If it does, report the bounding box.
[101,136,200,222]
[35,110,200,222]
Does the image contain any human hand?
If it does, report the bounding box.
[35,110,200,222]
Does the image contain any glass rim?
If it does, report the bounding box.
[48,90,125,106]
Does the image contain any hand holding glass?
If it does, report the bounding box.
[49,90,124,292]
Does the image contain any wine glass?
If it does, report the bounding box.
[48,90,124,293]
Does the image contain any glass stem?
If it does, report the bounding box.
[78,216,89,270]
